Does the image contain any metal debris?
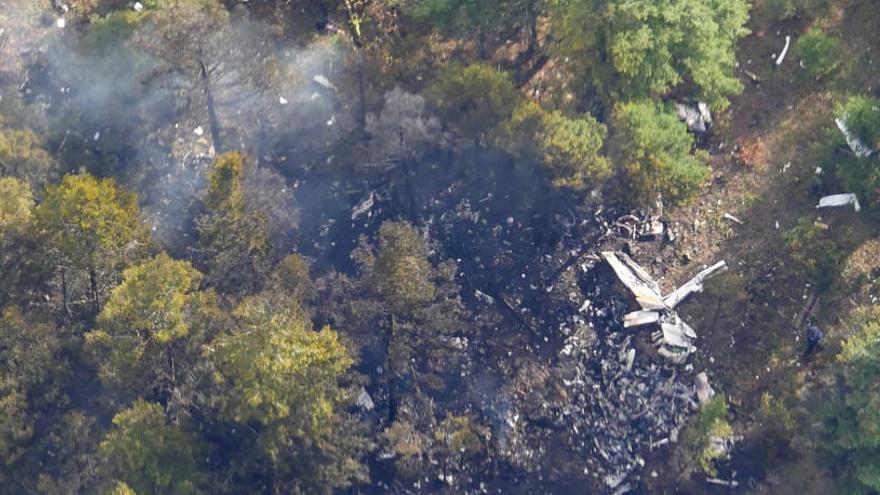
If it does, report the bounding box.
[355,387,375,411]
[817,193,861,212]
[675,102,713,133]
[694,372,715,405]
[313,74,337,92]
[601,252,726,362]
[722,213,743,225]
[775,35,791,66]
[835,117,876,157]
[350,191,375,220]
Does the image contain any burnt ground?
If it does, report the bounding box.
[294,3,880,493]
[635,2,880,493]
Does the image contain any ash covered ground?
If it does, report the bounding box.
[298,149,712,493]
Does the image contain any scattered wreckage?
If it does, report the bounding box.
[601,251,727,363]
[675,102,713,134]
[816,192,861,212]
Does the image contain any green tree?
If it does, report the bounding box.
[831,96,880,207]
[34,174,152,316]
[825,306,880,493]
[355,221,467,415]
[196,152,270,294]
[212,293,361,492]
[610,100,710,206]
[100,400,205,494]
[783,217,842,291]
[356,221,436,315]
[85,254,220,412]
[0,126,58,189]
[426,63,518,146]
[0,177,34,305]
[550,0,750,109]
[496,101,610,191]
[0,307,62,472]
[796,28,842,79]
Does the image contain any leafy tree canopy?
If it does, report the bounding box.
[832,96,880,207]
[214,294,352,443]
[100,400,205,495]
[550,0,750,109]
[86,254,218,405]
[825,307,880,493]
[610,99,710,206]
[426,63,518,145]
[496,101,610,191]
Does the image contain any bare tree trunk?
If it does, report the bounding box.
[89,268,99,314]
[61,267,70,316]
[199,59,223,154]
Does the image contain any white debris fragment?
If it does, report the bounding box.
[326,115,335,127]
[815,166,823,175]
[663,260,727,309]
[835,117,876,157]
[351,192,375,220]
[133,1,144,12]
[675,102,712,133]
[193,126,204,136]
[56,18,66,29]
[278,96,289,105]
[775,35,791,66]
[93,131,101,141]
[816,193,861,212]
[475,290,495,305]
[313,74,337,92]
[695,372,715,405]
[602,251,725,363]
[623,348,636,372]
[722,212,743,225]
[578,299,591,313]
[355,387,375,411]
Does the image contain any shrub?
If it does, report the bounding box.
[784,217,842,291]
[610,100,710,207]
[496,101,610,191]
[796,28,842,79]
[833,96,880,207]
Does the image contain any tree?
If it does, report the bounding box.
[0,126,58,189]
[131,0,282,153]
[831,96,880,207]
[85,254,221,413]
[0,177,34,305]
[496,101,610,191]
[824,306,880,493]
[609,100,710,206]
[365,87,442,168]
[356,221,436,315]
[212,293,361,492]
[100,400,205,495]
[550,0,750,109]
[0,307,62,473]
[426,63,518,146]
[796,28,842,79]
[34,174,152,316]
[355,221,468,420]
[196,152,271,294]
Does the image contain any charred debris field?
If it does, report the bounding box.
[1,1,879,494]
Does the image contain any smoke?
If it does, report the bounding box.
[0,1,357,256]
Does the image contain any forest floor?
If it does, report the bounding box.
[637,1,880,493]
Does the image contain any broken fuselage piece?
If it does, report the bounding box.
[601,252,727,363]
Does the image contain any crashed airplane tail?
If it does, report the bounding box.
[601,252,726,363]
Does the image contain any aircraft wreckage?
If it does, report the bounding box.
[601,252,727,363]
